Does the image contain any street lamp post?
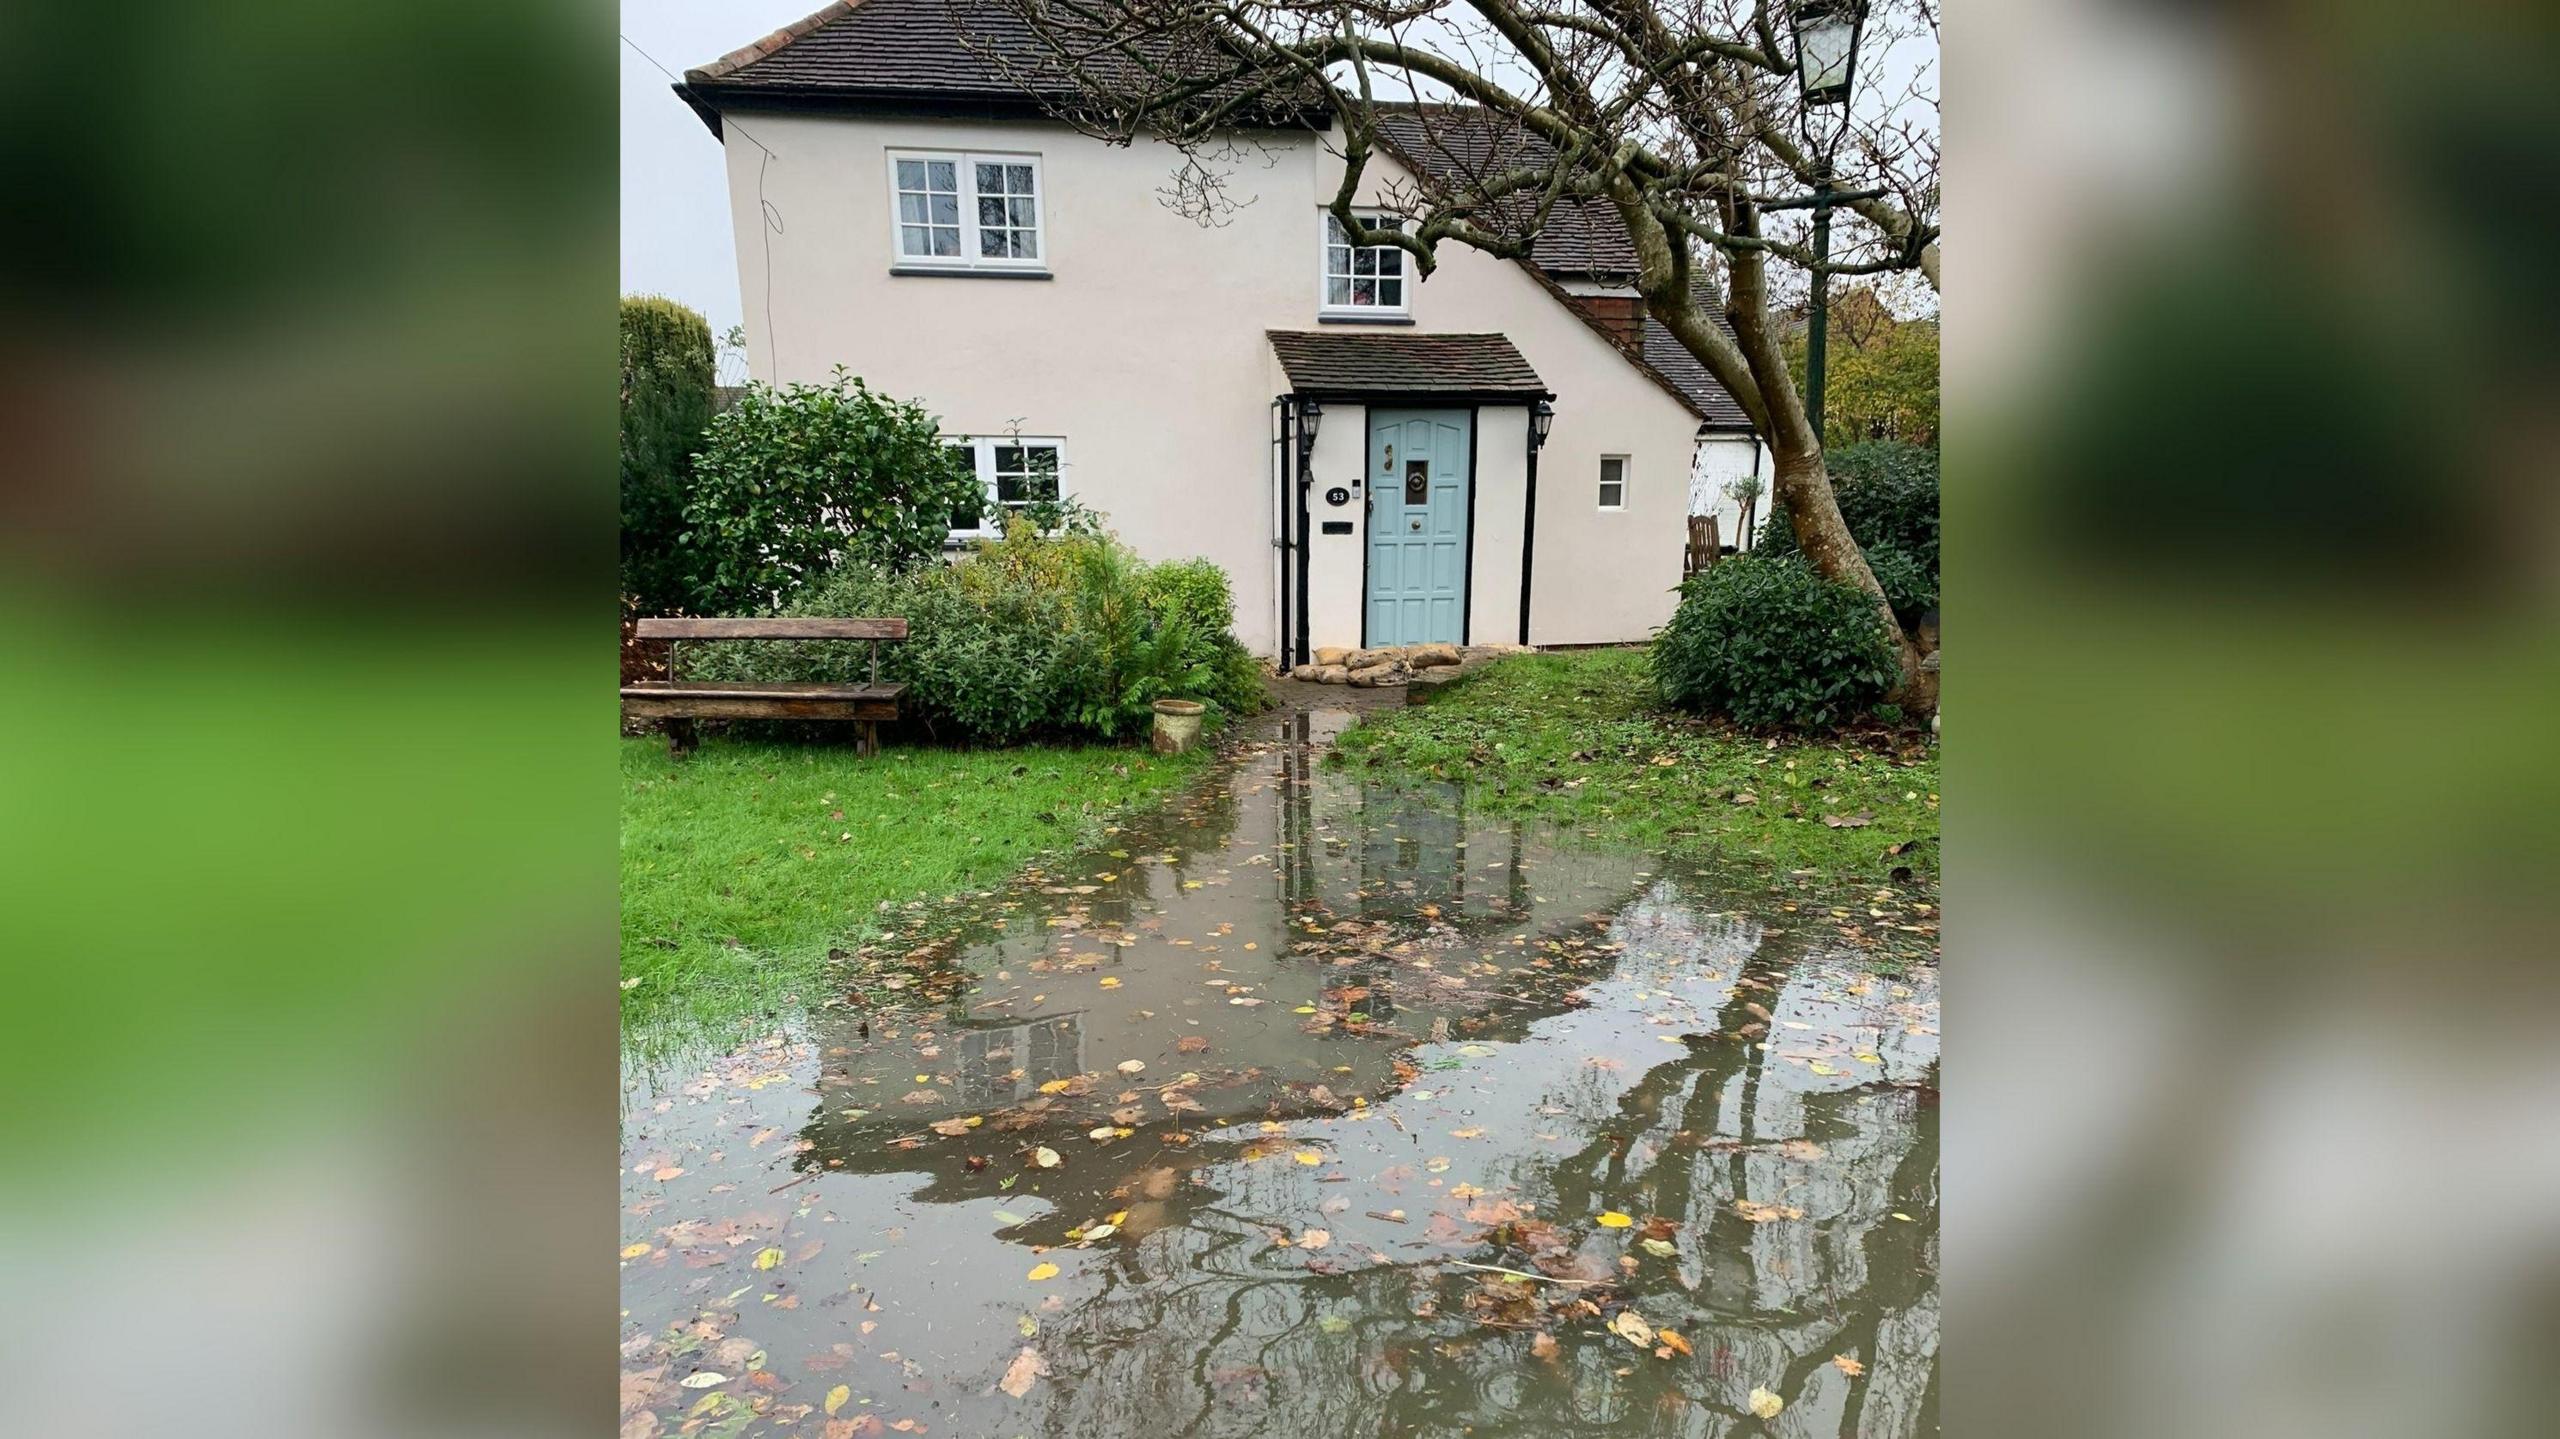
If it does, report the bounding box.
[1766,1,1877,446]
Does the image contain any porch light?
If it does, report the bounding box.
[1297,399,1323,466]
[1790,0,1865,108]
[1529,399,1555,452]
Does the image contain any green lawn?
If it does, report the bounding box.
[621,734,1204,1056]
[1332,649,1938,950]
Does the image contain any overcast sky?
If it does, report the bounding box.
[621,0,815,367]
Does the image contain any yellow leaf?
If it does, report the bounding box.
[753,1247,784,1270]
[825,1385,850,1416]
[620,1242,652,1259]
[1038,1080,1072,1095]
[1597,1212,1634,1229]
[1748,1387,1784,1419]
[1293,1150,1323,1166]
[1027,1261,1060,1281]
[1098,977,1121,989]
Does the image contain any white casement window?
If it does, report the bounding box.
[890,151,1044,270]
[1598,455,1629,510]
[945,436,1064,538]
[1320,212,1408,313]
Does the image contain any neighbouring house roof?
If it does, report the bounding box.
[1640,321,1755,431]
[1267,331,1548,399]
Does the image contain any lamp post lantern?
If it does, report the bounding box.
[1767,1,1877,447]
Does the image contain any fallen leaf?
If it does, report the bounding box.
[678,1372,729,1389]
[753,1247,785,1270]
[1831,1354,1866,1377]
[998,1345,1048,1398]
[1607,1311,1654,1347]
[1733,1200,1805,1223]
[620,1242,652,1259]
[1640,1238,1678,1258]
[1293,1150,1323,1166]
[1296,1228,1331,1250]
[1530,1332,1560,1361]
[1175,1036,1210,1053]
[1820,812,1875,829]
[1117,1060,1145,1074]
[1596,1211,1635,1229]
[825,1385,851,1416]
[1749,1387,1785,1419]
[1097,977,1121,989]
[653,1167,685,1181]
[1656,1329,1692,1358]
[1026,1261,1059,1282]
[1032,1147,1061,1168]
[1082,1223,1117,1241]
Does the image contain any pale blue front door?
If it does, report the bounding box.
[1366,409,1472,645]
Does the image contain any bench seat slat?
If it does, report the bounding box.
[634,617,908,641]
[621,681,906,702]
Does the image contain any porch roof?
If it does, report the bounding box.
[1266,330,1548,400]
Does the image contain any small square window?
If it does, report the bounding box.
[1321,213,1408,313]
[1598,456,1628,510]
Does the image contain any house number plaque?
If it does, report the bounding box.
[1324,486,1350,507]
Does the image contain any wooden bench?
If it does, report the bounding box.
[621,617,908,758]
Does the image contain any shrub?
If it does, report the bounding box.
[1756,440,1939,577]
[686,516,1264,743]
[1861,542,1937,627]
[1651,554,1899,729]
[620,297,714,613]
[681,369,980,610]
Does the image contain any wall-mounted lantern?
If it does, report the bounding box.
[1296,399,1323,468]
[1529,399,1555,452]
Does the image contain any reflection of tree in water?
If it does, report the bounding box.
[1011,959,1938,1436]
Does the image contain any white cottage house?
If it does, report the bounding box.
[678,0,1762,664]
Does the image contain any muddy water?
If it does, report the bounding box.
[621,712,1939,1438]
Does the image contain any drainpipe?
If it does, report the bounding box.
[1271,398,1290,666]
[1517,408,1543,646]
[1291,394,1312,668]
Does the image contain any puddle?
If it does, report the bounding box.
[621,712,1939,1437]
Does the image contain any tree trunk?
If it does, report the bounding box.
[1769,436,1934,714]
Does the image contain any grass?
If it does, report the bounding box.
[621,733,1206,1056]
[1333,649,1938,950]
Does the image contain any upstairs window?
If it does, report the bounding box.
[892,151,1044,270]
[946,436,1064,538]
[1321,212,1407,313]
[1598,455,1629,510]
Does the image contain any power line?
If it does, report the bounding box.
[621,32,782,373]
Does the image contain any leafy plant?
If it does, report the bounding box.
[1760,441,1939,577]
[1651,553,1900,730]
[680,368,980,610]
[620,296,715,613]
[687,513,1262,742]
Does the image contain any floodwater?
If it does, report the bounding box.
[621,712,1939,1438]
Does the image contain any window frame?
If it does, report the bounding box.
[1317,210,1411,316]
[944,435,1067,540]
[887,149,1047,273]
[1597,455,1630,511]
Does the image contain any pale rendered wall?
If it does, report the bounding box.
[1466,405,1529,647]
[1300,401,1366,653]
[721,112,1324,656]
[721,115,1713,655]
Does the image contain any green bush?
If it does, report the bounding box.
[1757,440,1939,578]
[686,517,1264,743]
[1651,553,1900,729]
[680,369,980,610]
[1861,541,1938,627]
[620,297,714,613]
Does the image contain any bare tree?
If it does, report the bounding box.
[963,0,1940,705]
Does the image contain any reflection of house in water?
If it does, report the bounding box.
[952,1012,1085,1106]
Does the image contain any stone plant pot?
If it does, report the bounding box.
[1151,698,1206,755]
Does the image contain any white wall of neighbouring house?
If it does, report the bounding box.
[1690,435,1773,549]
[1466,404,1530,647]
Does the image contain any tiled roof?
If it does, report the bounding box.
[1266,331,1547,396]
[688,0,1073,101]
[1370,107,1639,280]
[684,0,1317,122]
[1641,320,1755,430]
